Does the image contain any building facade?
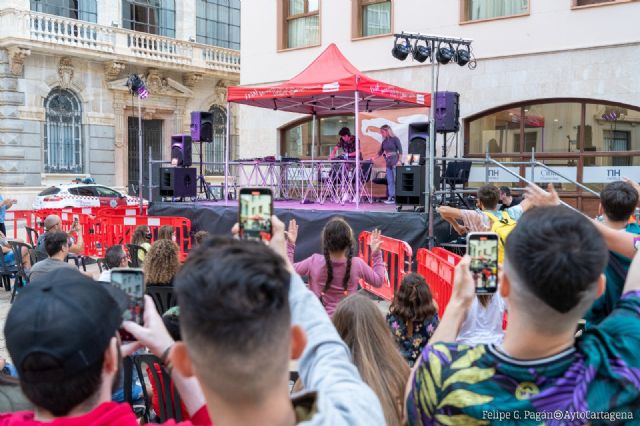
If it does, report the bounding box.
[239,0,640,213]
[0,0,240,206]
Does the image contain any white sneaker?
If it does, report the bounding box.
[384,198,395,204]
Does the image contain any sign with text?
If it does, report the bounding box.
[583,166,640,183]
[525,166,577,183]
[468,166,520,183]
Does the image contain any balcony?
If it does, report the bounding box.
[0,8,240,75]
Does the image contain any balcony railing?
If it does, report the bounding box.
[0,8,240,73]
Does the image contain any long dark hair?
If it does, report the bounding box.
[321,218,354,300]
[131,225,150,246]
[389,273,437,335]
[333,295,409,426]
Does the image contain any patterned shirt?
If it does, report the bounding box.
[387,312,440,367]
[407,291,640,425]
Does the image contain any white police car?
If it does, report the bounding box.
[33,184,147,210]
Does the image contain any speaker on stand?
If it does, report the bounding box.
[435,91,460,193]
[171,135,192,167]
[190,111,217,200]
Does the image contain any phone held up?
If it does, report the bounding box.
[467,232,499,294]
[238,188,273,242]
[110,268,145,341]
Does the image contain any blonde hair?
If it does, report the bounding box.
[380,124,397,138]
[144,239,180,285]
[333,295,409,426]
[158,225,175,240]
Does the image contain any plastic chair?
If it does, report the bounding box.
[0,250,17,292]
[24,227,39,247]
[126,244,147,268]
[146,285,177,315]
[134,353,184,423]
[66,253,87,272]
[8,241,31,303]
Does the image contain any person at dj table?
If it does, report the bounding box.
[372,124,402,204]
[329,127,362,160]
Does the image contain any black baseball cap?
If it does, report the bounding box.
[4,268,128,383]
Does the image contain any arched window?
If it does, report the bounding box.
[44,89,83,174]
[31,0,97,22]
[196,0,240,49]
[281,115,355,158]
[122,0,175,37]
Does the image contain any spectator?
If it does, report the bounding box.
[455,294,506,346]
[131,225,152,263]
[407,206,640,424]
[498,186,521,210]
[0,268,207,425]
[29,231,79,282]
[193,230,209,246]
[584,181,640,327]
[0,231,32,271]
[144,240,180,286]
[0,373,31,413]
[0,194,17,237]
[35,214,83,256]
[286,218,385,316]
[333,294,409,426]
[386,273,439,366]
[158,225,175,241]
[98,245,129,282]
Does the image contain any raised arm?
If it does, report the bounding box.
[357,229,386,288]
[623,252,640,294]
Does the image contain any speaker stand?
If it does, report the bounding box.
[197,140,217,201]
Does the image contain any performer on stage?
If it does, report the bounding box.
[372,124,402,204]
[330,127,362,160]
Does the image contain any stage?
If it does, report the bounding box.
[150,200,452,262]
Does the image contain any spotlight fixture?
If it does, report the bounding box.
[436,43,455,64]
[412,40,431,63]
[391,36,411,61]
[126,74,149,99]
[455,44,470,66]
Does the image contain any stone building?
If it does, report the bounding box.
[0,0,240,206]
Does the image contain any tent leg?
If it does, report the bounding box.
[355,90,360,209]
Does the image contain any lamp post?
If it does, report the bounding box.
[126,74,149,214]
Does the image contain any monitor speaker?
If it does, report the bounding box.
[435,91,460,134]
[395,164,441,206]
[160,167,197,198]
[190,111,214,142]
[171,135,192,167]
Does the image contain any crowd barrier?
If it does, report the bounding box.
[416,247,460,318]
[358,231,413,301]
[4,207,190,260]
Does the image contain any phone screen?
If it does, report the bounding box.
[467,233,499,294]
[111,268,145,340]
[239,189,273,241]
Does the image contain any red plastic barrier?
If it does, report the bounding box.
[3,210,37,239]
[416,248,458,318]
[358,231,413,302]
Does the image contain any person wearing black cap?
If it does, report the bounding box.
[0,268,208,425]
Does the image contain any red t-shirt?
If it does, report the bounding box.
[0,402,210,426]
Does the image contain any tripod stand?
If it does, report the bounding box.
[196,140,217,201]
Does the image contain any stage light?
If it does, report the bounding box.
[392,37,411,61]
[412,40,431,63]
[436,43,455,64]
[126,74,149,99]
[455,45,470,66]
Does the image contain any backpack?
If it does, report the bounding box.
[483,211,517,264]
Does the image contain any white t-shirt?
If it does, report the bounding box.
[98,269,111,283]
[456,293,506,346]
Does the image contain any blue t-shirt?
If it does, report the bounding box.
[0,195,6,223]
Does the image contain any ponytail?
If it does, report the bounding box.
[343,244,353,295]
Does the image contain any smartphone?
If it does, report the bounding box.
[238,188,273,241]
[110,268,145,341]
[467,232,499,294]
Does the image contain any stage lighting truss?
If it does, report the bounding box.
[390,33,476,69]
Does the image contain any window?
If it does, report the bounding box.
[69,187,95,196]
[196,0,240,49]
[461,0,529,22]
[354,0,391,38]
[95,186,121,197]
[44,88,83,174]
[281,0,320,49]
[38,187,61,196]
[573,0,631,6]
[31,0,97,22]
[281,115,354,158]
[122,0,175,37]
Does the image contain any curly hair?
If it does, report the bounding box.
[158,225,175,241]
[131,225,150,246]
[389,273,437,328]
[144,239,180,285]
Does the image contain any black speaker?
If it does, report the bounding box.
[395,164,441,206]
[171,135,192,167]
[160,167,197,198]
[435,91,460,134]
[408,122,428,165]
[190,111,214,142]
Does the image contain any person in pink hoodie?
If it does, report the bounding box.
[286,217,386,316]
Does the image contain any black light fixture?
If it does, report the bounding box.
[391,36,411,61]
[455,44,470,66]
[436,43,455,64]
[412,40,431,63]
[126,74,149,99]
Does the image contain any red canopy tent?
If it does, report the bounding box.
[225,43,431,206]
